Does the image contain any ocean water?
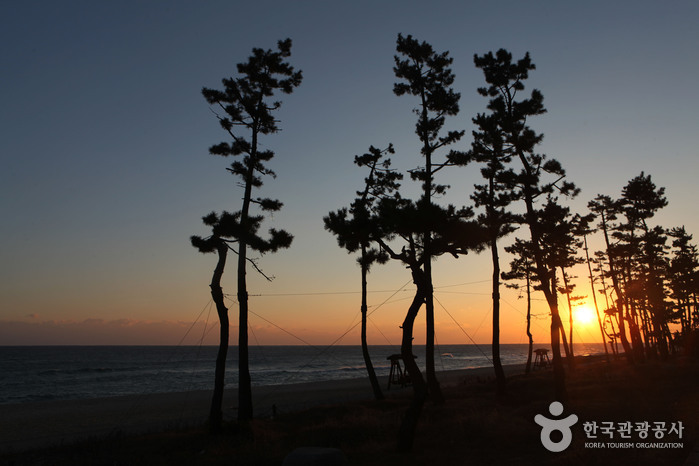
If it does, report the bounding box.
[0,343,604,405]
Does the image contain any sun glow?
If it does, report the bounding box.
[573,305,598,326]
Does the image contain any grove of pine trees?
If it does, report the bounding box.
[194,35,699,450]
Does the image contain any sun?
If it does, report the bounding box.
[573,304,598,326]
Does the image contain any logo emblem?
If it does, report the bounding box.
[534,401,578,452]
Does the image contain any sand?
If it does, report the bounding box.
[4,358,696,465]
[0,363,524,452]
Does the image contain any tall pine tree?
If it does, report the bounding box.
[393,34,466,403]
[473,49,578,400]
[451,84,518,396]
[197,39,301,426]
[324,145,402,401]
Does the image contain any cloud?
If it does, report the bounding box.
[0,317,399,346]
[0,318,220,346]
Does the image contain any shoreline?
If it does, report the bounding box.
[0,362,528,452]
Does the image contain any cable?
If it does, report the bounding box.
[434,331,446,371]
[221,280,414,411]
[179,301,214,423]
[434,279,491,289]
[368,315,397,347]
[250,290,361,297]
[501,297,550,333]
[433,294,492,364]
[247,279,486,298]
[472,306,491,339]
[111,298,216,434]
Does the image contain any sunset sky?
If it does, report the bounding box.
[2,1,698,347]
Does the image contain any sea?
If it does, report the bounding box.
[0,343,605,405]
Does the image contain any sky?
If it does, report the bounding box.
[1,0,698,347]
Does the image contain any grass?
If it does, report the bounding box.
[2,355,697,465]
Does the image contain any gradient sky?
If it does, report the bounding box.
[1,0,698,347]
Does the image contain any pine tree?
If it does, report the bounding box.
[373,191,484,451]
[577,215,612,362]
[593,250,621,355]
[588,194,635,362]
[533,198,577,366]
[324,145,402,401]
[502,238,536,373]
[191,214,230,432]
[668,227,699,333]
[617,173,670,359]
[198,39,301,426]
[453,99,518,396]
[472,49,578,400]
[393,33,466,404]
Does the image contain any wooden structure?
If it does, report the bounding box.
[386,354,415,389]
[533,348,550,370]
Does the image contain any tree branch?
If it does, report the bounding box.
[209,106,251,155]
[225,243,274,281]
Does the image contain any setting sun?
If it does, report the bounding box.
[573,305,598,326]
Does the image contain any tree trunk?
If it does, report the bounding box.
[680,297,688,334]
[561,269,575,360]
[237,246,252,422]
[517,152,566,401]
[361,247,384,401]
[418,88,443,405]
[584,235,610,362]
[525,270,533,375]
[490,236,506,396]
[552,274,573,369]
[598,262,619,357]
[616,297,634,361]
[424,270,443,403]
[236,123,258,423]
[397,277,427,452]
[559,315,572,368]
[549,301,567,401]
[648,268,669,360]
[652,310,670,360]
[607,313,619,356]
[639,303,655,358]
[423,207,443,402]
[538,268,566,400]
[209,239,229,433]
[624,288,645,362]
[599,211,634,363]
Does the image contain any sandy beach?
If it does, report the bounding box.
[2,357,696,465]
[0,364,522,453]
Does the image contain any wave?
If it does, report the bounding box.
[1,344,607,405]
[39,366,141,376]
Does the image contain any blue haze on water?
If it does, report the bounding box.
[0,344,604,405]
